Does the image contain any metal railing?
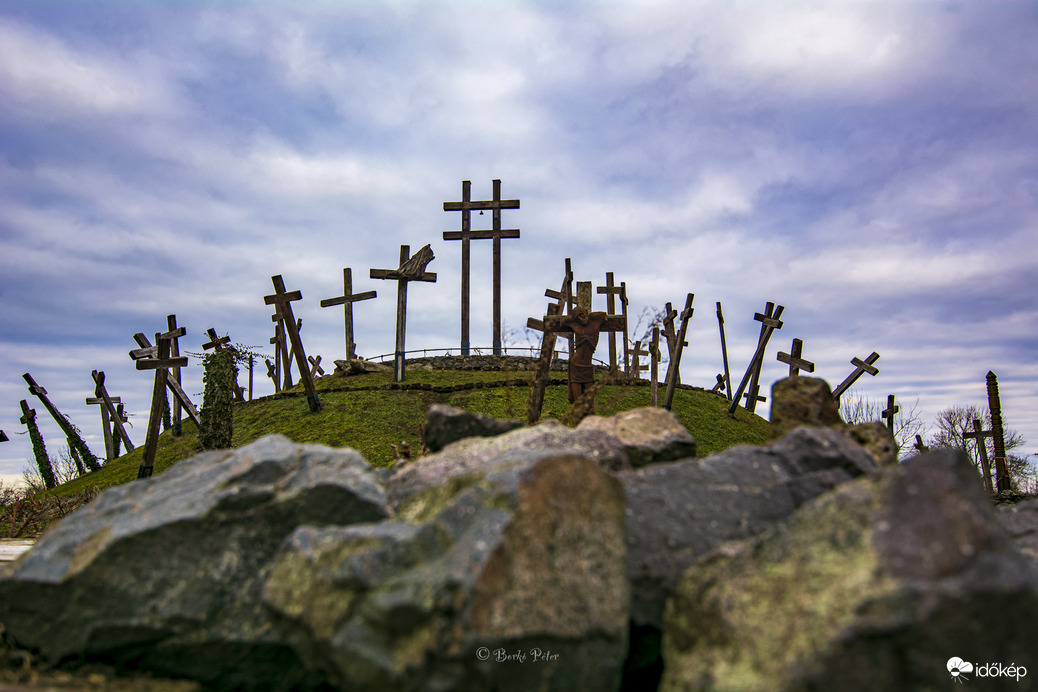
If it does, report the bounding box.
[363,346,609,368]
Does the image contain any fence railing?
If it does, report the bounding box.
[363,346,609,368]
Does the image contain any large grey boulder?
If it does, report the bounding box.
[264,449,629,691]
[0,435,389,691]
[661,448,1038,691]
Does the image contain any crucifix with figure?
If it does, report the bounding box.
[370,244,437,382]
[443,179,520,355]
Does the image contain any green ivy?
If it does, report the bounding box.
[25,411,56,489]
[197,348,239,452]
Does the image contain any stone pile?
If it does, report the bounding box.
[1,377,1035,691]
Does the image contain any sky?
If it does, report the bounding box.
[1,0,1036,487]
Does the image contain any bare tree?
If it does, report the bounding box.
[928,405,1030,490]
[22,446,83,492]
[840,392,928,461]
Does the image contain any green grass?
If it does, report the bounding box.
[45,368,769,498]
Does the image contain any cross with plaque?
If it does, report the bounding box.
[265,275,321,412]
[320,267,376,361]
[370,244,437,382]
[831,352,881,401]
[135,330,188,479]
[443,179,520,355]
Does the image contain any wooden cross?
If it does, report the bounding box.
[268,315,289,390]
[320,267,376,361]
[135,330,189,479]
[664,293,695,411]
[650,326,662,407]
[265,358,280,393]
[596,272,624,371]
[370,244,437,382]
[744,303,783,413]
[265,275,321,412]
[619,282,631,375]
[913,434,929,454]
[882,394,899,433]
[443,179,520,355]
[22,372,101,472]
[831,352,881,401]
[711,373,727,394]
[526,259,573,424]
[777,338,815,382]
[308,355,325,378]
[112,403,129,457]
[716,302,733,401]
[203,328,245,402]
[727,303,785,415]
[130,333,201,426]
[629,339,650,380]
[986,371,1011,492]
[963,418,995,494]
[86,370,134,461]
[163,315,185,436]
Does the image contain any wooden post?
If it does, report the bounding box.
[913,435,929,454]
[596,272,623,371]
[370,244,437,382]
[963,418,995,494]
[716,302,733,401]
[650,327,662,407]
[320,267,376,361]
[526,259,574,424]
[265,275,321,412]
[131,333,201,425]
[619,283,631,376]
[660,302,681,386]
[22,372,101,472]
[663,293,695,411]
[135,331,188,479]
[727,303,785,415]
[86,370,134,460]
[629,340,650,380]
[203,328,245,402]
[443,179,520,355]
[777,338,814,383]
[166,315,184,436]
[248,355,254,401]
[831,352,881,401]
[744,302,782,413]
[265,358,280,393]
[882,394,899,433]
[986,371,1011,492]
[113,404,128,457]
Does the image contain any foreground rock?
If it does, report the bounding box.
[661,448,1038,691]
[576,407,696,467]
[422,404,524,452]
[0,436,389,691]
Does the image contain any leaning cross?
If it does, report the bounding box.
[22,372,101,471]
[130,333,201,425]
[320,267,376,361]
[831,352,881,401]
[370,244,437,382]
[135,330,188,478]
[265,275,321,412]
[526,259,574,424]
[744,302,783,413]
[663,293,695,411]
[882,394,899,433]
[308,355,325,378]
[728,303,785,415]
[711,374,727,394]
[777,338,815,382]
[443,179,520,355]
[716,302,733,401]
[165,315,186,435]
[963,418,995,494]
[986,371,1011,492]
[0,430,7,443]
[86,370,135,461]
[650,327,662,407]
[265,358,280,393]
[596,272,624,371]
[203,328,245,402]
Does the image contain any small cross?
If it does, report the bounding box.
[202,328,230,351]
[320,267,376,361]
[308,355,325,378]
[832,352,881,400]
[881,394,899,432]
[712,373,727,394]
[776,338,815,382]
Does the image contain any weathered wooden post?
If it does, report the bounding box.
[882,394,899,433]
[744,302,783,413]
[20,400,56,488]
[716,302,733,401]
[86,370,134,461]
[443,179,520,355]
[619,282,631,376]
[265,275,321,412]
[831,352,881,401]
[596,272,624,372]
[130,334,201,426]
[320,267,376,361]
[135,331,188,479]
[308,355,325,378]
[112,404,128,457]
[203,328,245,402]
[629,340,650,381]
[914,435,929,454]
[663,293,695,411]
[370,244,437,382]
[777,338,814,382]
[526,259,574,424]
[727,303,785,415]
[650,326,661,407]
[711,373,727,394]
[165,315,185,436]
[22,372,100,472]
[963,418,995,494]
[265,359,280,393]
[986,371,1011,492]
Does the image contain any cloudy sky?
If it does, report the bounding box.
[1,0,1036,485]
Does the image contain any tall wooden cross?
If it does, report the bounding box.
[86,370,134,461]
[130,333,201,426]
[963,418,995,494]
[986,371,1011,492]
[716,302,733,401]
[663,293,695,411]
[370,244,437,382]
[135,330,188,478]
[22,372,101,472]
[831,352,881,401]
[443,179,520,355]
[882,394,899,433]
[265,275,321,412]
[777,338,814,383]
[525,258,574,425]
[165,315,185,436]
[203,328,245,402]
[727,303,784,415]
[321,267,376,361]
[596,273,624,371]
[744,302,783,413]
